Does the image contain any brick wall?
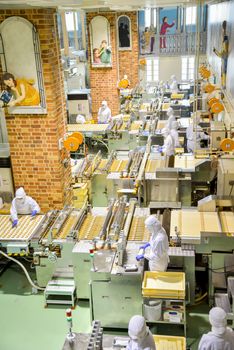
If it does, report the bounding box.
[0,9,72,212]
[87,11,139,120]
[118,12,139,88]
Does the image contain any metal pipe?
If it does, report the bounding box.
[98,200,115,239]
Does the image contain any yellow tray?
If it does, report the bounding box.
[154,335,186,350]
[142,271,185,299]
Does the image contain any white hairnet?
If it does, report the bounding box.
[15,187,26,199]
[76,115,85,124]
[171,75,176,81]
[101,100,107,107]
[167,107,174,117]
[145,215,162,231]
[128,315,148,340]
[209,307,227,335]
[171,121,178,130]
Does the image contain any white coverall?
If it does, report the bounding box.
[10,188,40,221]
[170,75,178,94]
[97,102,111,124]
[165,107,176,131]
[170,123,181,148]
[162,133,175,157]
[186,123,209,153]
[144,216,169,271]
[198,307,234,350]
[127,315,156,350]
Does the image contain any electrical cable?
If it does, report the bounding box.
[0,250,45,291]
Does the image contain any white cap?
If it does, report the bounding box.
[128,315,148,340]
[76,115,85,124]
[101,100,107,107]
[209,307,227,335]
[167,107,174,117]
[171,74,176,81]
[145,215,161,230]
[171,121,178,130]
[15,187,26,199]
[161,127,170,137]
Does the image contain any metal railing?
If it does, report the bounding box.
[153,32,207,56]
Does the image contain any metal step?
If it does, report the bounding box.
[52,267,73,279]
[45,278,76,307]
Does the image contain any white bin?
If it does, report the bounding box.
[143,300,162,321]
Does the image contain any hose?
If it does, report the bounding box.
[195,292,207,303]
[0,250,45,291]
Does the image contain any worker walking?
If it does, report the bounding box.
[186,116,210,153]
[136,215,169,272]
[127,315,156,350]
[10,187,40,228]
[97,100,112,124]
[166,107,176,130]
[198,307,234,350]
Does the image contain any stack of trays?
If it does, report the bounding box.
[153,335,186,350]
[142,271,185,300]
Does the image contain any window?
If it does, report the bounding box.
[146,58,159,82]
[65,12,75,48]
[145,9,151,28]
[181,56,195,81]
[186,6,196,26]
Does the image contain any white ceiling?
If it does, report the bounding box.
[0,0,199,11]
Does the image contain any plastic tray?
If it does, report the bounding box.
[142,271,185,299]
[153,335,186,350]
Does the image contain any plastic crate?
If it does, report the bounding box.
[142,271,185,299]
[153,335,186,350]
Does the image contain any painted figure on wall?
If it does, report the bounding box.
[160,16,175,49]
[2,72,40,107]
[213,20,228,89]
[99,40,111,64]
[93,48,101,64]
[118,16,131,49]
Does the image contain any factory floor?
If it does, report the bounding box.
[0,261,210,350]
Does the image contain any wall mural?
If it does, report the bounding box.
[207,1,234,101]
[118,15,131,50]
[138,8,177,56]
[0,16,46,114]
[90,16,112,68]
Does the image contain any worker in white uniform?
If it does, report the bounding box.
[97,100,111,124]
[166,107,176,130]
[76,114,85,124]
[170,121,181,148]
[186,116,210,153]
[10,187,40,228]
[198,307,234,350]
[136,215,169,271]
[170,74,178,94]
[126,315,156,350]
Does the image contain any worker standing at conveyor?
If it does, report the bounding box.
[166,107,176,130]
[170,121,181,148]
[161,127,175,167]
[169,74,178,94]
[97,100,112,124]
[126,315,156,350]
[198,307,234,350]
[10,187,40,228]
[136,215,169,271]
[186,115,210,153]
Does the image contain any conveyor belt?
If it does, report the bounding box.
[78,214,105,240]
[110,159,128,173]
[145,159,167,173]
[0,215,44,241]
[128,216,150,241]
[67,124,109,133]
[130,121,142,132]
[54,215,79,239]
[219,212,234,234]
[170,210,222,239]
[97,159,108,171]
[174,155,204,169]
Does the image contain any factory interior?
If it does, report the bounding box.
[0,0,234,349]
